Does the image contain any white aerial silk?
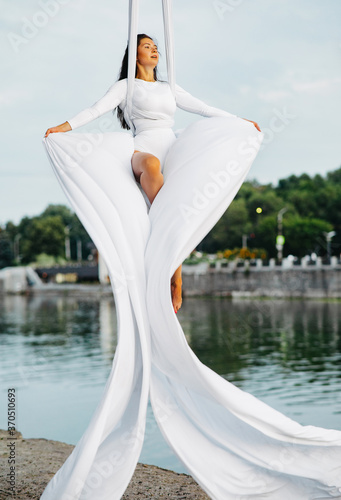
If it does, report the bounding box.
[40,1,341,499]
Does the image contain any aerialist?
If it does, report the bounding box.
[41,3,341,497]
[44,33,260,314]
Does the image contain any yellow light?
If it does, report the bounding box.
[256,207,262,214]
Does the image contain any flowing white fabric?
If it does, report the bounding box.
[39,1,341,499]
[41,118,341,500]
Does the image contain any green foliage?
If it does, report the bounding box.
[0,233,13,268]
[183,252,209,265]
[1,166,340,268]
[254,215,277,257]
[19,215,65,263]
[246,190,284,224]
[283,216,333,258]
[0,204,94,267]
[327,168,341,184]
[41,204,74,225]
[32,253,67,266]
[199,167,341,258]
[201,198,251,252]
[40,205,91,257]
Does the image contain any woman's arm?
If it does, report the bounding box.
[174,83,261,131]
[45,121,71,137]
[175,83,237,119]
[44,79,127,137]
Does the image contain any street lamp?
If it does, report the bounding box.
[65,225,71,260]
[14,234,22,264]
[276,207,288,263]
[76,238,82,262]
[323,231,336,263]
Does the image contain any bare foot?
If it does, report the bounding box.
[171,278,182,313]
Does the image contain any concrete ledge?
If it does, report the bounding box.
[2,266,341,298]
[182,267,341,298]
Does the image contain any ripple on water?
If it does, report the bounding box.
[0,295,340,435]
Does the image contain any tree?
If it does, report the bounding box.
[246,190,285,224]
[326,167,341,185]
[242,214,333,259]
[283,216,333,258]
[19,215,65,263]
[41,204,92,260]
[0,232,13,268]
[253,215,277,258]
[41,204,74,226]
[200,198,251,252]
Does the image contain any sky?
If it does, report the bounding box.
[1,0,341,224]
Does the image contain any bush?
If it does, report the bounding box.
[31,253,67,267]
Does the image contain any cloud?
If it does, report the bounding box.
[257,90,293,102]
[0,88,30,107]
[291,77,341,94]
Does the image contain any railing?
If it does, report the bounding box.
[183,256,341,273]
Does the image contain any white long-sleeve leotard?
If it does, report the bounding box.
[67,78,238,182]
[67,78,237,134]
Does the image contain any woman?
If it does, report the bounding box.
[42,34,341,500]
[45,33,260,314]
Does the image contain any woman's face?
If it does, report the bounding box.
[136,37,159,68]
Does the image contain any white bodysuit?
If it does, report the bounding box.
[67,78,237,169]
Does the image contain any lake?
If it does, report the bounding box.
[0,294,340,474]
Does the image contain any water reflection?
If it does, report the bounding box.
[0,295,340,472]
[183,298,341,428]
[0,295,117,390]
[184,298,341,375]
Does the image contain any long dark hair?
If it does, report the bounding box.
[116,33,160,130]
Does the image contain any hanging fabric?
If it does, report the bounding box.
[162,0,175,95]
[125,0,139,133]
[125,0,175,134]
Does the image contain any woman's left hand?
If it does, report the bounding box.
[242,118,261,132]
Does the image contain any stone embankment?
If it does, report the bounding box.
[181,261,341,298]
[0,429,209,499]
[1,261,341,298]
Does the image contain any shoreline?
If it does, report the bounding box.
[1,264,341,298]
[2,281,341,300]
[0,429,209,499]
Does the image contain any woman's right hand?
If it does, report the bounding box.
[44,121,71,138]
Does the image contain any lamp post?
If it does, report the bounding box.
[65,225,71,261]
[323,231,336,263]
[276,208,287,263]
[14,234,21,264]
[76,238,82,262]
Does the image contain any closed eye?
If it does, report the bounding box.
[144,44,158,50]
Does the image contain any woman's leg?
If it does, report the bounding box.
[131,150,182,312]
[171,264,182,313]
[131,150,163,204]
